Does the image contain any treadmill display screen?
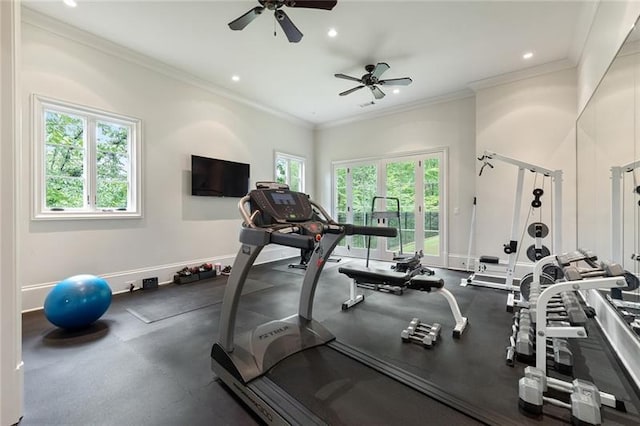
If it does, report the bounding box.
[270,193,296,206]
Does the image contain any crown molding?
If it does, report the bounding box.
[467,58,576,93]
[315,89,475,130]
[21,7,314,129]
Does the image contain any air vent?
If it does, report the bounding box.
[359,101,375,108]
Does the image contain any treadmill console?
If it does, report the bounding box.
[249,188,314,224]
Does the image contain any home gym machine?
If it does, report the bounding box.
[210,183,497,425]
[462,150,562,311]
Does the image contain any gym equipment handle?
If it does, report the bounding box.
[343,224,397,237]
[270,232,315,250]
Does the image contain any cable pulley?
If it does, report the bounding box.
[531,188,544,208]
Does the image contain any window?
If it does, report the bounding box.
[274,152,305,192]
[33,95,142,219]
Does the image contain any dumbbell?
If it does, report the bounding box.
[401,328,434,348]
[514,325,573,374]
[408,318,442,341]
[519,367,602,425]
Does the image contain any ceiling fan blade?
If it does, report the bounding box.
[339,86,365,96]
[379,77,413,86]
[371,62,390,80]
[286,1,338,10]
[334,73,362,83]
[370,86,386,99]
[275,10,303,43]
[228,6,264,30]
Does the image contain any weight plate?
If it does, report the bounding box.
[526,244,551,262]
[519,273,533,301]
[533,188,544,197]
[519,271,556,301]
[542,264,564,281]
[527,222,549,239]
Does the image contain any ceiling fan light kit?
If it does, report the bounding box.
[334,62,413,100]
[228,0,338,43]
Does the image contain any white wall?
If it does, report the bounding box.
[314,95,477,268]
[20,17,314,311]
[475,69,577,264]
[1,1,23,424]
[578,0,640,113]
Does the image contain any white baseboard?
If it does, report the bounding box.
[447,253,535,277]
[21,246,298,312]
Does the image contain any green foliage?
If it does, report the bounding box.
[290,160,301,191]
[275,156,303,191]
[46,177,83,208]
[45,111,85,208]
[44,111,130,210]
[334,158,441,253]
[275,158,286,184]
[96,122,129,208]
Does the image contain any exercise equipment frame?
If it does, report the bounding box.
[464,151,562,310]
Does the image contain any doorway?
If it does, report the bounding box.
[332,150,447,267]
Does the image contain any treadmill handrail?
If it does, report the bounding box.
[344,224,397,238]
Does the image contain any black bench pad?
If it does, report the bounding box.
[408,275,444,290]
[338,266,412,286]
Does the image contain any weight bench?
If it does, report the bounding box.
[340,266,469,337]
[339,266,413,303]
[409,275,469,337]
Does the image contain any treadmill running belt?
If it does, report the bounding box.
[267,346,482,425]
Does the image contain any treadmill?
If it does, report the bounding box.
[211,182,516,426]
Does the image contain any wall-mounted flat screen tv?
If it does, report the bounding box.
[191,155,250,197]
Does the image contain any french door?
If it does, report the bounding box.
[332,150,446,267]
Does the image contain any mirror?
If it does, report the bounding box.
[577,18,640,327]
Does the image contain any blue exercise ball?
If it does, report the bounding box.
[44,274,112,329]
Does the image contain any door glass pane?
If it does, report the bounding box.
[386,161,416,254]
[351,164,377,249]
[423,158,440,256]
[335,167,347,247]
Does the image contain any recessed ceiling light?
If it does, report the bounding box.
[327,28,338,38]
[63,0,77,7]
[393,89,400,94]
[522,52,534,60]
[231,75,240,82]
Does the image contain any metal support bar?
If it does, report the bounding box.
[611,165,625,263]
[535,275,625,374]
[218,243,265,352]
[505,167,525,290]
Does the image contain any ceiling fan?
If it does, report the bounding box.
[335,63,413,100]
[228,0,338,43]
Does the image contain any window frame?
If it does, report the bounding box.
[32,94,143,220]
[274,151,305,192]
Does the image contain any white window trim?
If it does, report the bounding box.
[32,94,143,220]
[274,151,305,192]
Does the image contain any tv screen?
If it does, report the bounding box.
[191,155,250,197]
